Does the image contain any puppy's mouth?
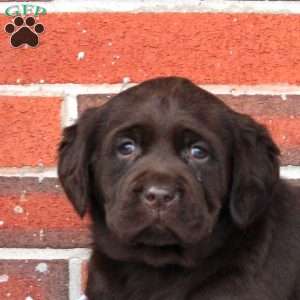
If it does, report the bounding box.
[132,224,181,247]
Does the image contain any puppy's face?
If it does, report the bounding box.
[96,93,229,247]
[59,77,280,267]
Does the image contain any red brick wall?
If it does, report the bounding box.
[1,1,300,300]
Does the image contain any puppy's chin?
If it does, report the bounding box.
[133,243,188,267]
[132,225,181,247]
[95,222,221,268]
[128,226,188,266]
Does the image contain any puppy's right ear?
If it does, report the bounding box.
[58,108,98,217]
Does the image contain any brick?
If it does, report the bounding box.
[77,94,112,114]
[0,96,61,167]
[2,13,300,84]
[220,95,300,116]
[77,94,300,165]
[220,95,300,165]
[0,260,68,300]
[0,177,91,247]
[81,260,88,294]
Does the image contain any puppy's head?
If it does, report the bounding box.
[58,77,280,267]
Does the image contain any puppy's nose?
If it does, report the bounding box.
[141,186,180,208]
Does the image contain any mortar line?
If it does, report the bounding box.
[1,84,300,96]
[0,166,299,179]
[2,0,300,14]
[0,167,57,179]
[0,248,91,260]
[69,258,85,300]
[62,94,79,128]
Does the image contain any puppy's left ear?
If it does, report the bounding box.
[58,108,99,217]
[229,113,280,228]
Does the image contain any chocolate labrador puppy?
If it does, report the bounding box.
[58,77,300,300]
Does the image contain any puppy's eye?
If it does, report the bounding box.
[190,144,209,160]
[117,140,136,156]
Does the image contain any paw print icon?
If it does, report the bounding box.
[5,16,44,48]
